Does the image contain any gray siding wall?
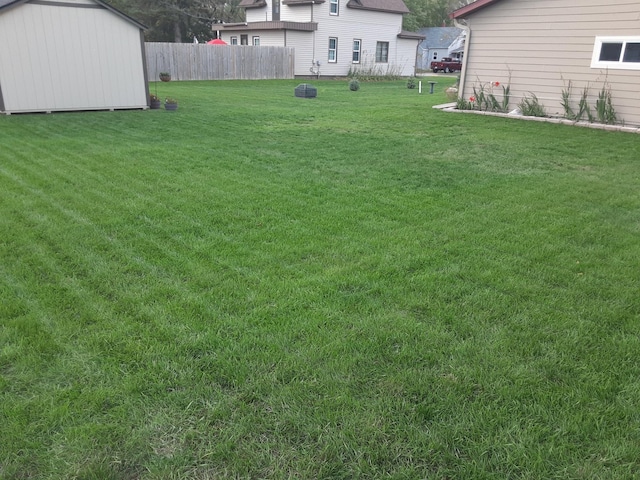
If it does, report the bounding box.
[0,1,147,114]
[146,43,295,80]
[461,0,640,126]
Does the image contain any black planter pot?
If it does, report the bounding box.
[150,100,161,109]
[165,102,178,111]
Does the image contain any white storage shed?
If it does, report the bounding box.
[0,0,149,114]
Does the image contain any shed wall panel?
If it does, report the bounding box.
[0,2,146,113]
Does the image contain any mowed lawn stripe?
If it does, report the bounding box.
[1,80,640,478]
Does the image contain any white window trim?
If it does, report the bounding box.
[330,0,338,15]
[352,39,361,63]
[591,36,640,70]
[328,37,338,63]
[230,36,238,45]
[253,36,260,46]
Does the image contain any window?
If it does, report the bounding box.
[433,52,438,60]
[330,0,338,15]
[591,36,640,70]
[352,39,361,63]
[328,37,337,62]
[230,36,238,45]
[241,34,248,45]
[375,41,388,63]
[253,36,260,46]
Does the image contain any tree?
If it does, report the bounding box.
[402,0,473,30]
[109,0,244,42]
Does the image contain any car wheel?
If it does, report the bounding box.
[444,67,450,73]
[432,68,438,73]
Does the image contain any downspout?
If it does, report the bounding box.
[453,18,470,101]
[311,2,315,64]
[414,40,422,75]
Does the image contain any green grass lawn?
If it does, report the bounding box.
[1,79,640,479]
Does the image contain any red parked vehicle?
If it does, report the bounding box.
[430,57,462,73]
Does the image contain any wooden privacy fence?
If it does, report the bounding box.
[145,43,295,81]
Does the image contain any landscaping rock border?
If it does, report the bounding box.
[433,102,640,134]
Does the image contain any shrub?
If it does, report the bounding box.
[518,93,546,117]
[596,84,617,124]
[406,77,417,89]
[349,79,360,91]
[470,79,510,112]
[563,78,618,124]
[347,56,402,81]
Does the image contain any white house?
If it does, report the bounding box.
[218,0,424,77]
[0,0,149,114]
[451,0,640,127]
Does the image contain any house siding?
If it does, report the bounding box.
[228,0,419,76]
[288,30,315,74]
[459,0,640,126]
[280,3,314,22]
[0,1,147,113]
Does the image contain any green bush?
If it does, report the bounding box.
[518,93,546,117]
[349,79,360,91]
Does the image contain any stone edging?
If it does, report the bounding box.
[433,103,640,134]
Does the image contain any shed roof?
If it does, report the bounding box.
[0,0,146,29]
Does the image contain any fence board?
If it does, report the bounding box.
[145,43,295,81]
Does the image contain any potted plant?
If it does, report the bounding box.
[164,97,178,111]
[149,93,161,109]
[159,72,171,82]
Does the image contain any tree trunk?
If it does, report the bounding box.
[173,20,182,43]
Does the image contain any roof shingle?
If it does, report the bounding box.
[347,0,409,14]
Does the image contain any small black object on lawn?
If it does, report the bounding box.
[295,84,317,98]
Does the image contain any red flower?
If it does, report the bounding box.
[492,81,500,87]
[469,96,476,102]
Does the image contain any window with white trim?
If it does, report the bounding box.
[328,37,338,62]
[375,41,388,63]
[591,36,640,70]
[330,0,339,15]
[230,36,238,45]
[253,36,260,46]
[352,39,361,63]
